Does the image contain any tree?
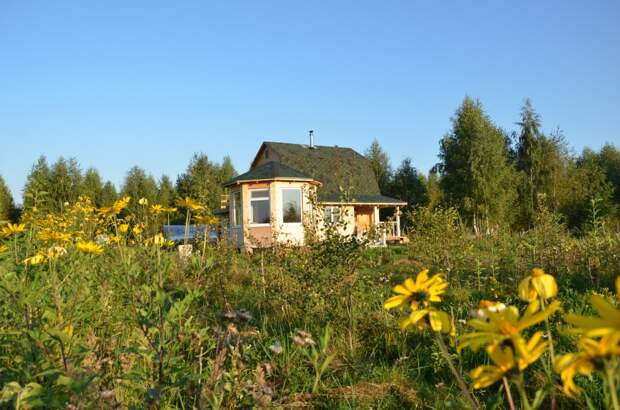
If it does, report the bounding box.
[81,167,103,206]
[513,100,570,228]
[218,155,236,184]
[561,149,616,231]
[597,144,620,205]
[387,158,428,210]
[100,181,118,207]
[121,166,158,213]
[23,156,52,210]
[365,139,392,193]
[426,168,443,209]
[176,153,236,211]
[438,97,517,232]
[0,175,15,222]
[47,157,83,212]
[157,174,176,207]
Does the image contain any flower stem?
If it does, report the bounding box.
[502,377,516,410]
[516,373,532,410]
[434,332,479,410]
[605,360,620,410]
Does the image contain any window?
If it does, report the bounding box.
[232,191,242,226]
[324,206,342,223]
[250,189,270,224]
[282,188,302,223]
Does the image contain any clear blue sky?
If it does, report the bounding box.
[1,1,619,203]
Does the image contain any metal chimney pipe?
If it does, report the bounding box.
[309,130,314,148]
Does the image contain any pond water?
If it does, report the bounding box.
[163,225,218,241]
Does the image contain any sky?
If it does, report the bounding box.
[1,1,619,203]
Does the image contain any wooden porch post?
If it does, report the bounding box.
[373,206,380,225]
[395,206,401,237]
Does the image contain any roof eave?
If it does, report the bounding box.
[319,201,407,206]
[223,177,321,188]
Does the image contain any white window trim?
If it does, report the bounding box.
[249,188,271,226]
[231,190,242,227]
[281,187,303,225]
[324,206,342,223]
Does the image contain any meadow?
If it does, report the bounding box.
[1,196,620,409]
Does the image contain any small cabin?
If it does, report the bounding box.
[215,140,406,249]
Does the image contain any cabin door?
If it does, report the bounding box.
[354,206,373,234]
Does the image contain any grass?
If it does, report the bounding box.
[0,198,619,408]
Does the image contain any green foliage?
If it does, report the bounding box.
[0,175,15,222]
[387,158,428,210]
[176,153,237,211]
[365,139,392,193]
[80,167,104,206]
[157,174,176,208]
[438,97,517,232]
[121,166,158,212]
[22,156,51,210]
[100,181,118,207]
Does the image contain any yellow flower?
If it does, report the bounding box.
[98,196,131,218]
[399,308,452,333]
[514,331,548,370]
[164,240,175,247]
[23,252,47,266]
[47,246,67,260]
[555,332,620,397]
[470,344,515,389]
[565,293,620,337]
[470,332,547,389]
[384,270,451,333]
[1,223,26,237]
[518,268,558,302]
[151,204,164,214]
[384,269,448,311]
[459,299,560,353]
[0,244,8,254]
[132,225,143,235]
[144,233,165,247]
[38,230,72,243]
[118,223,129,234]
[76,240,104,255]
[138,197,149,205]
[177,196,204,211]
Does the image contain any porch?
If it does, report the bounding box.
[352,204,406,247]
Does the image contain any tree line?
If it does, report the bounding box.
[365,97,620,234]
[0,154,236,224]
[1,96,618,234]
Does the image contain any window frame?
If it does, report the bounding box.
[323,206,342,224]
[249,188,271,226]
[281,187,303,224]
[231,190,242,227]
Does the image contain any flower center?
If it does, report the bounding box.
[411,291,430,302]
[500,323,519,336]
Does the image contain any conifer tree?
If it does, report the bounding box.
[81,167,103,206]
[100,181,118,207]
[365,139,392,193]
[23,156,52,210]
[0,175,15,222]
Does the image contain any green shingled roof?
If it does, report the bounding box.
[223,161,315,187]
[252,142,382,197]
